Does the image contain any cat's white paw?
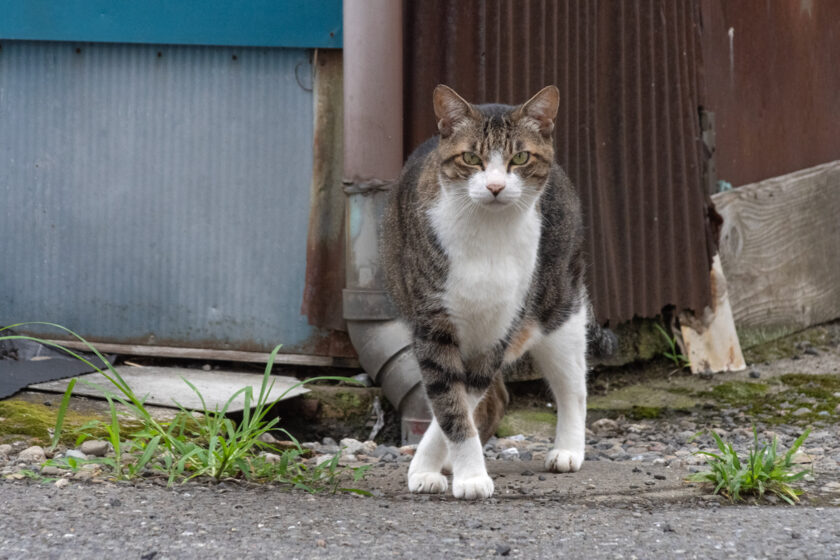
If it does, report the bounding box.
[545,448,584,473]
[408,472,448,494]
[452,474,494,499]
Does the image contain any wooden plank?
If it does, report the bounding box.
[712,161,840,330]
[41,339,360,369]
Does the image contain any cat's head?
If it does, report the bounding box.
[432,85,560,211]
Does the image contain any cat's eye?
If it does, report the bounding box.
[511,151,530,165]
[462,152,482,166]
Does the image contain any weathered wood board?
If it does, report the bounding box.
[712,161,840,330]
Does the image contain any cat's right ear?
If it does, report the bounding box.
[433,85,475,138]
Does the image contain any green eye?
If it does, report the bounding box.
[511,151,530,165]
[462,152,481,166]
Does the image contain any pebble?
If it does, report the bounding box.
[0,444,12,456]
[80,440,109,457]
[499,448,520,460]
[18,446,46,464]
[791,407,811,417]
[65,450,87,460]
[749,370,761,379]
[260,452,282,464]
[339,438,364,455]
[591,418,620,436]
[54,478,70,489]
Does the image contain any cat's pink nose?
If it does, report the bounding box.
[486,183,505,197]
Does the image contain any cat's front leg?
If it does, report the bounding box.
[407,418,449,493]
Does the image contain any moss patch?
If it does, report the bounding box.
[0,399,123,446]
[587,384,698,414]
[697,374,840,426]
[708,381,769,403]
[496,409,556,438]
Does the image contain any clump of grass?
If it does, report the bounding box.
[688,427,811,504]
[653,323,690,370]
[1,322,369,493]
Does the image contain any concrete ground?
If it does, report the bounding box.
[2,321,840,558]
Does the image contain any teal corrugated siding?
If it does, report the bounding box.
[0,41,325,354]
[0,0,342,48]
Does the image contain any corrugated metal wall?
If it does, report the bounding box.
[0,40,348,357]
[404,0,715,324]
[699,0,840,187]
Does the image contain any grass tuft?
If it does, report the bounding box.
[653,323,690,370]
[1,322,369,493]
[687,427,812,504]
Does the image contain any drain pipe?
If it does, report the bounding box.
[342,0,431,443]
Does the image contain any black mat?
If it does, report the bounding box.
[0,337,113,400]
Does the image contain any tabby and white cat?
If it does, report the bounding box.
[382,85,591,499]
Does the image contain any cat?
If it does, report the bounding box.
[381,85,596,499]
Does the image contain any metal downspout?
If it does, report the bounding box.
[342,0,431,443]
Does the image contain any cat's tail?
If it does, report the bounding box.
[585,301,619,358]
[587,322,619,358]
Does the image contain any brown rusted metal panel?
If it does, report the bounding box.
[404,0,714,324]
[302,49,348,335]
[699,0,840,187]
[300,49,357,358]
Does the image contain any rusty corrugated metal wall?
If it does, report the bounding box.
[404,0,715,325]
[699,0,840,187]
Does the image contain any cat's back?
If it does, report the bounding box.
[380,136,444,317]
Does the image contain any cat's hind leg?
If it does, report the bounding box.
[530,305,588,473]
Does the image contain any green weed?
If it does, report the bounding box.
[1,322,368,493]
[653,323,690,369]
[687,427,811,504]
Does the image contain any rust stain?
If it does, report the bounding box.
[301,49,347,332]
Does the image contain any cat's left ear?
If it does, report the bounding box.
[517,86,560,138]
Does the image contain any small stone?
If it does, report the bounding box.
[499,448,520,460]
[495,543,511,556]
[749,370,761,379]
[109,498,122,507]
[538,475,547,481]
[260,452,281,464]
[791,531,801,539]
[654,474,666,480]
[803,348,819,356]
[662,523,676,533]
[591,418,620,436]
[339,438,364,455]
[313,454,336,466]
[257,432,279,444]
[519,451,533,461]
[791,451,813,464]
[372,445,401,461]
[54,478,70,489]
[65,450,86,460]
[40,466,65,476]
[316,539,327,548]
[201,364,212,371]
[18,446,46,464]
[352,373,373,387]
[820,482,840,493]
[80,440,109,457]
[322,437,337,447]
[791,407,811,417]
[0,444,12,456]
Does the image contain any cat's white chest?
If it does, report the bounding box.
[429,200,541,357]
